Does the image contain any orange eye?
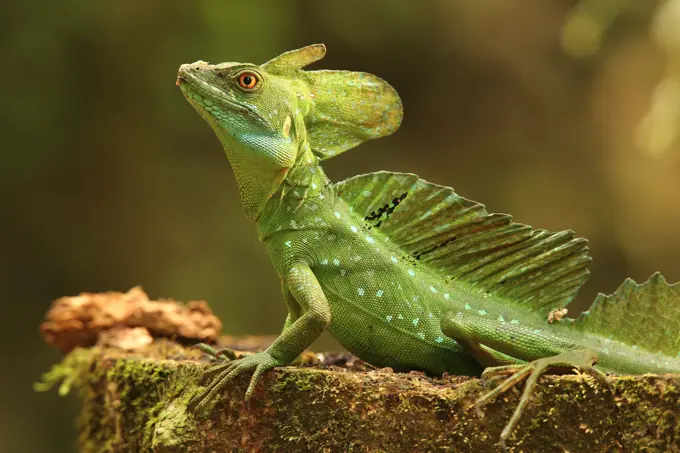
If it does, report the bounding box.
[238,72,259,90]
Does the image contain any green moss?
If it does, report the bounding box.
[270,367,316,393]
[65,345,204,453]
[34,347,94,396]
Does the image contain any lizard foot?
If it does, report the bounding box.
[189,351,280,414]
[475,349,608,451]
[192,342,238,361]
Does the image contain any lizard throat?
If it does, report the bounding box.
[256,144,330,241]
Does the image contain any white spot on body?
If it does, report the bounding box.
[366,236,375,244]
[334,211,341,219]
[358,288,365,296]
[444,293,450,300]
[285,241,292,248]
[350,226,358,233]
[478,310,487,316]
[333,259,340,266]
[386,315,393,322]
[408,269,416,277]
[376,290,384,297]
[435,337,444,343]
[464,303,472,310]
[430,286,438,294]
[391,256,398,263]
[412,318,419,326]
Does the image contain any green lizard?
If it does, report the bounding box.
[176,44,680,449]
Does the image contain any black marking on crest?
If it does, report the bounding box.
[412,236,458,261]
[364,192,408,228]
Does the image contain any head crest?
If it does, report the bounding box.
[263,44,327,73]
[265,44,403,160]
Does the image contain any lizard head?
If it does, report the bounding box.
[177,44,403,219]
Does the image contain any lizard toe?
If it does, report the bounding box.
[189,351,281,415]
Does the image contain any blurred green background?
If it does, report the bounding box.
[3,1,680,451]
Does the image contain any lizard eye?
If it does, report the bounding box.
[237,72,259,90]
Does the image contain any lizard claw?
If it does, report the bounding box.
[475,349,607,450]
[189,351,280,415]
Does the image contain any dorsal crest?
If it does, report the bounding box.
[335,171,592,313]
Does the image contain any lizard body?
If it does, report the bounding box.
[260,157,481,376]
[176,44,680,448]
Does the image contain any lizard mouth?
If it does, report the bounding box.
[176,63,269,128]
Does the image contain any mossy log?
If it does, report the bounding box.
[37,289,680,451]
[40,339,680,453]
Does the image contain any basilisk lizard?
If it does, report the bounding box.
[176,44,680,449]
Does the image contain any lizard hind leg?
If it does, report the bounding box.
[477,349,608,450]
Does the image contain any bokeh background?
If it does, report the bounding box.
[3,1,680,451]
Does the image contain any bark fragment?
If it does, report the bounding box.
[40,286,221,353]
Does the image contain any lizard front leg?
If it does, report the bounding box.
[189,262,331,413]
